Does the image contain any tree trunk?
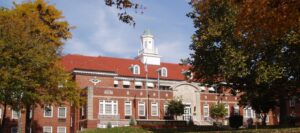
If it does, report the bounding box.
[279,97,288,126]
[261,113,267,127]
[25,104,32,133]
[0,103,7,133]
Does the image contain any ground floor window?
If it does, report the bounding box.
[203,104,209,117]
[151,102,158,116]
[244,107,255,118]
[164,104,168,116]
[99,100,118,115]
[225,104,230,117]
[43,126,52,133]
[58,107,67,118]
[138,101,145,116]
[57,126,66,133]
[124,101,132,116]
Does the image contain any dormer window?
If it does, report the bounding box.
[133,65,140,75]
[161,67,167,77]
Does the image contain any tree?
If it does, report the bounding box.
[188,0,300,126]
[104,0,145,26]
[167,98,184,120]
[210,103,228,124]
[0,1,81,132]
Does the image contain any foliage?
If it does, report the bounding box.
[188,0,300,125]
[229,115,243,129]
[104,0,145,26]
[167,98,184,120]
[129,117,136,126]
[0,0,82,132]
[210,103,228,119]
[107,122,112,128]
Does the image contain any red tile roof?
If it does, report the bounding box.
[61,54,189,81]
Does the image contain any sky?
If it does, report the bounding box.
[1,0,195,63]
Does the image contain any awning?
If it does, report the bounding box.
[199,86,206,91]
[208,87,215,91]
[146,82,154,88]
[135,81,143,86]
[123,81,130,86]
[114,80,118,85]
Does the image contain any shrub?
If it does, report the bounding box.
[107,122,112,128]
[129,117,136,126]
[229,115,243,129]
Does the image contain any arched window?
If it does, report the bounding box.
[161,67,168,77]
[133,65,140,75]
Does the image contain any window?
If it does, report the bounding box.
[114,80,118,87]
[43,126,52,133]
[164,104,168,116]
[138,102,145,116]
[0,108,2,119]
[160,68,168,77]
[57,126,66,133]
[44,105,53,117]
[124,101,132,116]
[81,106,85,117]
[133,65,140,75]
[99,100,118,115]
[244,107,255,118]
[123,81,130,88]
[290,97,296,107]
[203,104,209,117]
[11,127,18,133]
[135,81,142,89]
[234,104,239,115]
[12,110,20,119]
[58,107,67,118]
[225,104,230,117]
[151,102,158,116]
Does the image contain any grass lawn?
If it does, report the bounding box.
[81,126,300,133]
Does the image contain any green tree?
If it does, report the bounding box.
[188,0,300,126]
[210,103,228,124]
[167,98,184,120]
[0,1,81,132]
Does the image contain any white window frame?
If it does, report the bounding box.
[203,104,209,118]
[99,100,118,115]
[164,104,168,116]
[81,106,85,117]
[0,108,2,119]
[124,101,132,116]
[44,105,53,118]
[225,104,230,117]
[151,102,159,116]
[12,110,20,119]
[58,107,67,118]
[138,101,145,116]
[244,107,255,118]
[133,65,140,75]
[161,67,168,77]
[43,126,52,133]
[57,126,66,133]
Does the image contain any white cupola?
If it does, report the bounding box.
[137,29,161,65]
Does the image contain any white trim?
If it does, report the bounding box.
[160,67,168,77]
[133,65,140,75]
[44,105,53,118]
[57,126,66,133]
[138,101,146,116]
[151,102,159,116]
[134,81,143,86]
[43,126,52,133]
[0,108,2,119]
[199,86,206,91]
[203,104,209,117]
[208,87,215,91]
[73,70,117,76]
[12,110,19,119]
[99,100,118,115]
[123,81,130,86]
[124,101,132,116]
[58,107,67,119]
[146,82,154,88]
[114,80,119,85]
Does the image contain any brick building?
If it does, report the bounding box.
[0,30,298,133]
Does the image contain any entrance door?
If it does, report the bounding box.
[183,105,191,121]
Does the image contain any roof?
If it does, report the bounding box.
[61,54,189,81]
[143,29,152,36]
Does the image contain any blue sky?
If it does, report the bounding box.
[1,0,195,63]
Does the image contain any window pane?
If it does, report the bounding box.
[138,102,145,116]
[44,106,52,117]
[58,107,66,118]
[57,127,66,133]
[43,126,52,133]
